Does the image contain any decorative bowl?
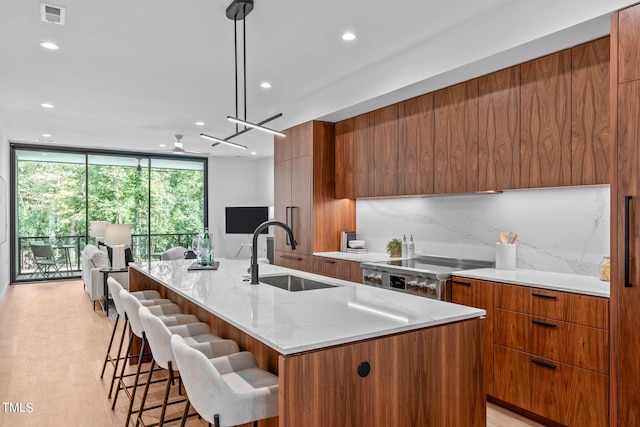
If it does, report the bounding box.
[348,240,365,249]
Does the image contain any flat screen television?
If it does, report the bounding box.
[225,206,269,234]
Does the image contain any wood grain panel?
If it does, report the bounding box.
[291,121,313,159]
[478,66,520,191]
[520,50,572,188]
[434,80,479,194]
[312,256,351,279]
[618,5,640,84]
[274,250,313,272]
[350,260,363,283]
[274,129,292,162]
[273,159,291,255]
[279,318,486,427]
[291,155,312,254]
[493,308,609,374]
[374,104,398,197]
[335,118,354,199]
[571,37,610,185]
[493,282,609,330]
[353,112,375,198]
[451,277,494,395]
[397,93,434,195]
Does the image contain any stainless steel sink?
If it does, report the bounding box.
[258,275,337,292]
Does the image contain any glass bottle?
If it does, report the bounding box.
[202,228,212,266]
[599,256,610,282]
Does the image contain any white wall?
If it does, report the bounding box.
[0,124,9,304]
[208,157,274,262]
[356,186,610,277]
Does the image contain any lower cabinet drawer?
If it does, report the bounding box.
[312,256,351,279]
[494,309,608,374]
[493,345,608,427]
[275,251,312,273]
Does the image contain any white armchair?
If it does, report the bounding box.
[81,244,129,310]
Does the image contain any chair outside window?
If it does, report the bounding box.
[30,242,65,277]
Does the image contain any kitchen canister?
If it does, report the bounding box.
[495,243,516,270]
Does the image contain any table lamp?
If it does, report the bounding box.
[104,223,131,269]
[89,221,109,244]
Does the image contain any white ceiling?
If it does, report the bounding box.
[0,0,634,158]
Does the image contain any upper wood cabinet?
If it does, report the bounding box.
[434,80,479,194]
[397,93,435,195]
[520,50,572,188]
[373,105,399,197]
[618,6,640,84]
[478,66,520,191]
[571,37,610,186]
[353,112,375,198]
[335,118,354,199]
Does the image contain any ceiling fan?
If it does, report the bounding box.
[164,134,209,155]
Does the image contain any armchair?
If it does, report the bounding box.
[81,244,129,310]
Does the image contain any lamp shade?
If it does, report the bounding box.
[89,221,109,238]
[104,223,131,246]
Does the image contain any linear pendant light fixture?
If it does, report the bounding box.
[200,0,285,151]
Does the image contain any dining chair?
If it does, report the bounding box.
[30,242,65,277]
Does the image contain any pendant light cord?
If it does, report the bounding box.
[243,6,247,128]
[234,18,238,134]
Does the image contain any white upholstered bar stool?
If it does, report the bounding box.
[115,289,201,427]
[102,277,169,398]
[171,334,279,427]
[136,306,240,427]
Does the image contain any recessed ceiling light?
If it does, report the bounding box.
[40,41,60,50]
[251,151,257,155]
[342,32,356,41]
[260,82,271,89]
[41,103,54,108]
[42,133,51,137]
[159,143,167,148]
[195,121,205,126]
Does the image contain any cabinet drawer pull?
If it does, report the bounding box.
[453,280,471,287]
[531,359,557,370]
[532,293,557,300]
[325,260,336,264]
[625,195,633,287]
[531,319,557,328]
[281,255,303,261]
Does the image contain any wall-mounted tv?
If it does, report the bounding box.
[225,206,269,234]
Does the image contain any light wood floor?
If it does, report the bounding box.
[0,280,546,426]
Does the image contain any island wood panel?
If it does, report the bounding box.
[618,5,640,85]
[493,282,608,330]
[493,346,608,427]
[434,80,479,194]
[493,308,609,374]
[312,121,356,252]
[520,50,572,188]
[373,104,398,197]
[571,36,610,185]
[274,159,292,253]
[478,66,520,191]
[129,268,279,427]
[451,277,494,395]
[353,112,376,198]
[279,317,486,427]
[335,118,354,199]
[397,93,434,195]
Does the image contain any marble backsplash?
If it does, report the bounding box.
[355,185,610,277]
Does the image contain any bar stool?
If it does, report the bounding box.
[136,306,240,427]
[115,289,201,427]
[170,334,279,427]
[101,277,167,398]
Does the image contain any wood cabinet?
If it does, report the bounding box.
[373,105,399,197]
[397,93,435,195]
[434,80,479,194]
[478,66,520,191]
[335,118,354,199]
[520,50,572,188]
[492,282,609,426]
[274,121,355,272]
[312,256,364,283]
[353,112,375,198]
[611,6,640,426]
[571,37,610,185]
[451,278,494,395]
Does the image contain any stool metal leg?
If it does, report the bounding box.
[125,334,148,427]
[108,317,129,398]
[112,329,135,409]
[100,312,120,379]
[135,359,156,427]
[179,400,190,427]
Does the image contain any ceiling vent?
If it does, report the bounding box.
[40,3,66,25]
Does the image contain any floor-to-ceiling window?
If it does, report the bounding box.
[11,145,207,283]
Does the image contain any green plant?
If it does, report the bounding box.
[386,238,402,257]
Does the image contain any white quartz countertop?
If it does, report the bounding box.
[313,251,402,263]
[453,268,610,298]
[130,259,485,355]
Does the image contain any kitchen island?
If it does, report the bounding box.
[129,259,487,427]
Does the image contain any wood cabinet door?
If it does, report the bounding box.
[353,112,375,198]
[335,118,354,199]
[571,37,610,185]
[434,80,479,194]
[451,278,493,395]
[520,50,572,188]
[374,105,398,197]
[618,5,640,85]
[478,66,520,191]
[291,121,313,159]
[274,160,292,254]
[291,156,312,255]
[398,93,434,195]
